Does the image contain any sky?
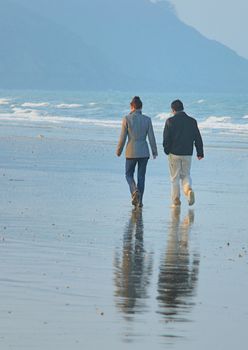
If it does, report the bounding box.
[169,0,248,59]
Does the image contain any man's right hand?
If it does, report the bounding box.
[197,156,204,160]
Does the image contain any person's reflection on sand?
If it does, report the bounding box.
[114,209,153,318]
[157,208,200,323]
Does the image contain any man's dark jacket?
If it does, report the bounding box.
[163,111,204,157]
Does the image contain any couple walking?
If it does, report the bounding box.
[116,96,204,208]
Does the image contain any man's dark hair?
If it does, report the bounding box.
[130,96,143,110]
[171,99,184,112]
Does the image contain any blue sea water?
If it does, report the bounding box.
[0,90,248,149]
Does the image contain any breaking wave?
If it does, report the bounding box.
[22,102,50,108]
[55,103,83,109]
[0,107,121,128]
[199,116,248,134]
[0,103,248,135]
[0,98,11,105]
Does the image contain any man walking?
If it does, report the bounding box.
[116,96,158,208]
[163,99,204,207]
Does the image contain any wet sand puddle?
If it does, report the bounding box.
[114,207,200,346]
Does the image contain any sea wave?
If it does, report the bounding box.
[0,98,11,105]
[22,102,50,108]
[56,103,83,109]
[21,102,85,109]
[199,116,248,134]
[0,108,52,123]
[0,108,121,128]
[1,108,248,134]
[155,112,171,120]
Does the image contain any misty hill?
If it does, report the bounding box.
[2,0,248,91]
[0,1,118,89]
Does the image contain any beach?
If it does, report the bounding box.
[0,120,247,349]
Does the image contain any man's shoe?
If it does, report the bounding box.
[132,190,140,206]
[188,190,195,206]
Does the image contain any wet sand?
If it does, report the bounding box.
[0,134,248,349]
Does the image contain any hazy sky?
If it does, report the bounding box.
[170,0,248,59]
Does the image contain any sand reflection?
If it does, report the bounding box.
[114,209,153,318]
[157,208,200,323]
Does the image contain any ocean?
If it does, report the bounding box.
[0,90,248,149]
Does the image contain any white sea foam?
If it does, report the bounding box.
[13,107,40,117]
[197,99,205,104]
[0,108,58,124]
[0,107,121,128]
[201,116,231,124]
[11,108,46,121]
[41,116,121,128]
[243,115,248,119]
[56,103,82,109]
[155,112,171,121]
[0,98,11,105]
[199,116,248,134]
[1,107,248,135]
[22,102,50,108]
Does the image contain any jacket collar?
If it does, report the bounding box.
[174,110,185,117]
[131,109,142,115]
